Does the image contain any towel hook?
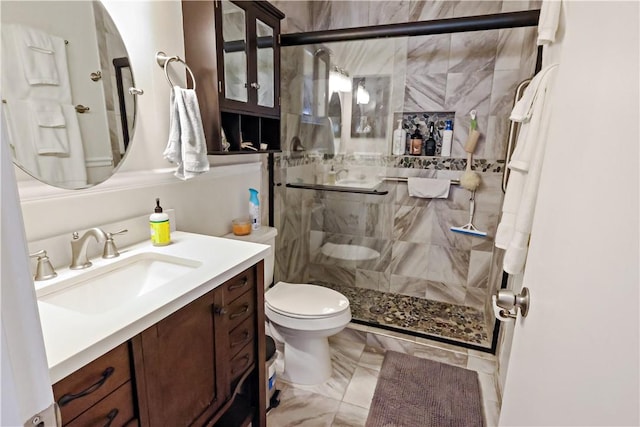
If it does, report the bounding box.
[155,51,196,91]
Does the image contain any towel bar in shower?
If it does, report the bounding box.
[381,176,460,185]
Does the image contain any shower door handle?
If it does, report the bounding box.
[494,288,530,319]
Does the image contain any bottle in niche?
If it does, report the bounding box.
[441,119,453,157]
[392,119,406,155]
[410,124,423,155]
[424,122,436,156]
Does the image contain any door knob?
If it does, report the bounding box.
[75,104,90,113]
[494,287,530,319]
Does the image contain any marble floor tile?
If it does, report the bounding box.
[341,366,380,409]
[413,345,469,369]
[357,345,385,372]
[467,354,497,374]
[477,371,500,404]
[266,387,341,427]
[272,329,499,427]
[484,399,501,427]
[331,401,369,427]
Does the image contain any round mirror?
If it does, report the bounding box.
[1,0,137,189]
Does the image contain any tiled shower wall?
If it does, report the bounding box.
[272,1,539,327]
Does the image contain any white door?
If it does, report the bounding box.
[499,2,639,426]
[1,109,56,425]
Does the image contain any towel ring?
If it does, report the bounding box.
[155,51,196,91]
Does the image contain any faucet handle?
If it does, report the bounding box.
[29,250,57,281]
[103,229,128,259]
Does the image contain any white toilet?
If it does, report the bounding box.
[224,226,352,385]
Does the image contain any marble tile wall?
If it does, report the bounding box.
[273,0,540,334]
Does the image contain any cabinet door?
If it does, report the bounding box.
[255,16,276,111]
[134,291,224,426]
[216,0,281,117]
[219,0,249,106]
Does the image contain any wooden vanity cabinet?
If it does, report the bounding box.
[132,262,266,427]
[182,0,284,154]
[52,262,266,427]
[53,342,136,426]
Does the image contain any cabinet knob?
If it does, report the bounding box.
[213,306,227,316]
[250,82,260,89]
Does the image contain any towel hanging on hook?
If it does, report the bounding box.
[155,51,196,90]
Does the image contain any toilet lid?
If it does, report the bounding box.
[265,282,350,318]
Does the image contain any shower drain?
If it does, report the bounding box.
[369,305,386,314]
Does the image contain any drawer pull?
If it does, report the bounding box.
[103,408,119,427]
[231,355,251,374]
[58,367,115,406]
[228,278,249,291]
[230,330,250,348]
[229,304,250,320]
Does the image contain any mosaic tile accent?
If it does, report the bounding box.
[276,152,506,173]
[314,281,491,347]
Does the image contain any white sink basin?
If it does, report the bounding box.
[321,243,380,261]
[38,253,201,314]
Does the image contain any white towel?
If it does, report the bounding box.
[537,0,562,46]
[495,64,558,275]
[1,25,72,104]
[407,177,451,199]
[14,26,60,85]
[4,100,87,188]
[28,101,69,155]
[163,86,209,180]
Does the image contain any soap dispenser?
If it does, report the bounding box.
[150,198,170,246]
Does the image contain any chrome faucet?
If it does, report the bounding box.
[69,228,107,270]
[335,168,349,180]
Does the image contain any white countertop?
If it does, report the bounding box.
[36,231,269,384]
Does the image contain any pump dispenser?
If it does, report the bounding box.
[150,198,170,246]
[392,119,406,155]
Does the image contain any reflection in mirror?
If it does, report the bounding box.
[1,0,137,189]
[222,0,247,103]
[256,19,274,108]
[314,49,329,117]
[351,76,389,139]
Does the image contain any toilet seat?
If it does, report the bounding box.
[265,282,350,319]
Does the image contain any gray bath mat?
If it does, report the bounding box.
[365,351,484,427]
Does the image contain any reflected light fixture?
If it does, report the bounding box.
[356,82,370,105]
[330,66,351,93]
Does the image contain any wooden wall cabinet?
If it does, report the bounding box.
[53,263,266,427]
[182,0,284,154]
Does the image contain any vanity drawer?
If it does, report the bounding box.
[66,381,135,427]
[230,342,255,384]
[228,315,255,358]
[222,268,255,302]
[225,289,255,331]
[54,343,131,424]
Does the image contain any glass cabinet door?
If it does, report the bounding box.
[255,19,274,108]
[221,0,248,103]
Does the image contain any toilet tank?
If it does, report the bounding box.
[223,226,278,288]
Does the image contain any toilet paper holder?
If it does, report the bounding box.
[494,287,530,320]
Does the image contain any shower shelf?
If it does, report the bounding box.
[285,183,389,195]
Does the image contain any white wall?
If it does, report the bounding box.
[14,1,264,260]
